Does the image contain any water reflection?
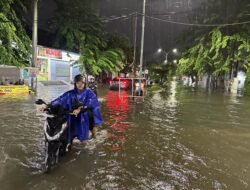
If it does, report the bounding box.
[167,80,178,107]
[105,90,132,151]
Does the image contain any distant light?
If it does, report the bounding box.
[172,48,178,53]
[157,48,163,53]
[164,60,168,64]
[173,60,178,64]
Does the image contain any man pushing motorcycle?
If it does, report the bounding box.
[42,74,103,146]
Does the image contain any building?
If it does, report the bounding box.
[36,46,80,82]
[19,46,81,84]
[1,46,83,86]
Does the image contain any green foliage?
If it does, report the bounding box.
[80,40,125,75]
[148,61,177,83]
[148,84,161,92]
[177,0,250,78]
[50,0,125,75]
[0,0,31,67]
[106,34,135,73]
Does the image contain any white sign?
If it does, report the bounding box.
[62,52,80,62]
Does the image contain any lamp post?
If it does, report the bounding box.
[157,48,178,64]
[31,0,38,91]
[138,0,146,95]
[132,12,138,76]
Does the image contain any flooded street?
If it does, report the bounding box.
[1,82,250,190]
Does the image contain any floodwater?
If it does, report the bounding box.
[0,82,250,190]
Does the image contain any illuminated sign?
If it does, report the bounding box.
[38,47,62,59]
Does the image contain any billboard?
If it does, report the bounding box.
[38,47,62,59]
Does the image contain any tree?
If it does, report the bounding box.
[49,0,125,76]
[106,34,135,73]
[79,34,124,75]
[177,0,250,87]
[148,61,177,84]
[0,0,31,67]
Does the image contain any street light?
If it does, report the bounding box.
[157,48,178,64]
[157,48,177,55]
[173,48,178,54]
[157,48,163,53]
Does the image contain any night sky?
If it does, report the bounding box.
[28,0,205,60]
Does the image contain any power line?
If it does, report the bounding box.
[102,12,136,22]
[0,13,136,24]
[136,13,250,27]
[3,11,249,27]
[101,12,250,27]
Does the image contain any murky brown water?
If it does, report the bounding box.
[0,82,250,190]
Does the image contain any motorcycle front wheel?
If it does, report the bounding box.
[43,141,60,173]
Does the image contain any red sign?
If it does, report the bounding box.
[46,49,62,59]
[38,47,62,59]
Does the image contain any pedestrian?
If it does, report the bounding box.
[88,77,98,96]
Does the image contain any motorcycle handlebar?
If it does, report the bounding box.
[36,99,91,116]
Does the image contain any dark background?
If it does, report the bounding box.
[26,0,205,60]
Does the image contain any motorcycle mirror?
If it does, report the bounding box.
[35,99,47,105]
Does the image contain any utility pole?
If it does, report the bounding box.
[132,12,138,76]
[138,0,146,95]
[31,0,38,91]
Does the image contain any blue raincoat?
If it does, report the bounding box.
[50,88,103,143]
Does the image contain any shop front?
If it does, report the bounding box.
[36,46,80,82]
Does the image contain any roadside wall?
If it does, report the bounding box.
[0,67,20,84]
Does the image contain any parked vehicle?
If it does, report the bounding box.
[109,77,130,90]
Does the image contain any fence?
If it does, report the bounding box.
[118,77,147,99]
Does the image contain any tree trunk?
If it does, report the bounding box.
[206,74,210,89]
[86,73,89,86]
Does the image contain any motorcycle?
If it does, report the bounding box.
[35,99,83,173]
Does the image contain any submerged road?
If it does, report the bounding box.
[0,82,250,189]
